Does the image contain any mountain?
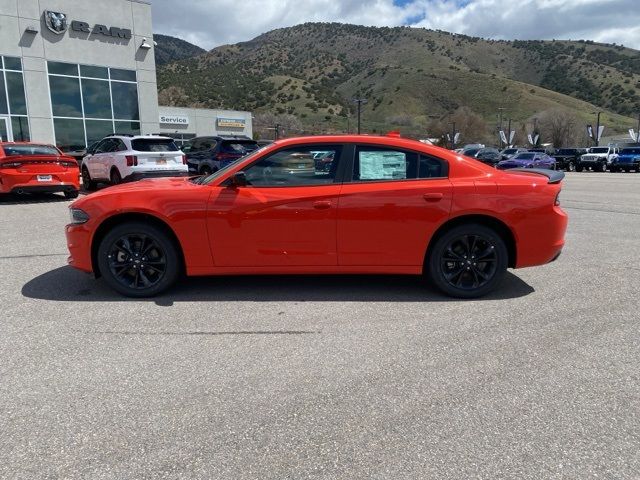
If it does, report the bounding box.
[156,23,640,137]
[154,34,206,66]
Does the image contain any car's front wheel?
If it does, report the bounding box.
[567,161,575,172]
[97,222,180,297]
[427,224,508,298]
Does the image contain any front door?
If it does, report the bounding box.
[337,145,453,266]
[0,117,12,142]
[207,144,344,267]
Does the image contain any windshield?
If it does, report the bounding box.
[514,153,535,160]
[620,148,640,155]
[589,147,609,153]
[131,138,180,152]
[198,145,270,185]
[556,149,575,155]
[503,149,518,154]
[2,144,60,156]
[463,148,480,156]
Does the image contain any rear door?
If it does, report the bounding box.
[131,138,184,171]
[337,145,453,267]
[88,139,114,180]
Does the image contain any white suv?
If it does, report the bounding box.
[81,135,188,189]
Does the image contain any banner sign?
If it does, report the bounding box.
[217,118,246,128]
[499,130,507,145]
[509,130,515,144]
[630,129,640,142]
[528,134,539,146]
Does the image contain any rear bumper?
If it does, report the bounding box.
[123,170,190,182]
[1,170,80,194]
[515,205,568,268]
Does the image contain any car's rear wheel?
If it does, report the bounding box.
[82,167,97,191]
[110,168,122,185]
[64,190,79,199]
[427,224,508,298]
[97,222,180,297]
[575,165,583,172]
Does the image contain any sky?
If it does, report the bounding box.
[151,0,640,51]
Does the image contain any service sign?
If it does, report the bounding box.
[159,115,189,125]
[217,118,246,128]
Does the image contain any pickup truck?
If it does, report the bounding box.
[578,146,618,172]
[553,148,588,172]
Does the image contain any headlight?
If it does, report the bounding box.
[69,208,90,224]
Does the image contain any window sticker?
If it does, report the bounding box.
[359,151,407,180]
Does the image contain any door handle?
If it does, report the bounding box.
[423,193,443,202]
[313,200,332,210]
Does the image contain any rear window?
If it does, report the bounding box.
[3,144,60,156]
[221,141,259,154]
[131,138,179,152]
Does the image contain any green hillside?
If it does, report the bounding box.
[156,23,640,139]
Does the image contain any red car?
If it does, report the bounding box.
[65,135,568,298]
[0,142,80,198]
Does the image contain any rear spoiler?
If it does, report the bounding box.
[507,168,565,184]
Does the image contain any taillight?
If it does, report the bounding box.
[0,162,22,169]
[181,154,187,165]
[126,155,138,167]
[59,160,77,168]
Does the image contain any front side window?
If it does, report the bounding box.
[243,145,342,187]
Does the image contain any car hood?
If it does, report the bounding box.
[72,177,198,208]
[499,159,534,167]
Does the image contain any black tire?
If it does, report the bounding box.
[610,166,618,173]
[575,165,584,172]
[97,221,180,297]
[81,167,97,191]
[567,161,575,172]
[110,168,122,185]
[599,162,607,173]
[427,224,508,299]
[64,190,79,199]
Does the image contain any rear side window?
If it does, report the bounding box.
[131,139,179,152]
[2,144,59,156]
[353,147,446,181]
[221,141,258,154]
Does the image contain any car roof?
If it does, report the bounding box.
[105,134,174,141]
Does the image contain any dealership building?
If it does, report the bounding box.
[0,0,252,150]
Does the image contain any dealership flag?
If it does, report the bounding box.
[597,125,605,141]
[629,129,639,142]
[499,130,507,144]
[587,125,594,140]
[454,132,460,145]
[527,134,539,146]
[509,131,515,144]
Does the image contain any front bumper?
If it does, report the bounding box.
[65,223,94,273]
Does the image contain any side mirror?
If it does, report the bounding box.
[230,171,247,187]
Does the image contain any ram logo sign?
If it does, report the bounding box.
[43,11,132,40]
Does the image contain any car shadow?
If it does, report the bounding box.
[0,192,71,204]
[21,266,534,305]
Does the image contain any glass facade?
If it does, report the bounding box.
[47,61,140,151]
[0,56,30,141]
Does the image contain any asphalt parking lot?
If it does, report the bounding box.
[1,172,639,479]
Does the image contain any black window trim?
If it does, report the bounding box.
[343,143,449,184]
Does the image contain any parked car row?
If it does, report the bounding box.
[460,144,640,172]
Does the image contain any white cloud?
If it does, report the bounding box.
[150,0,640,50]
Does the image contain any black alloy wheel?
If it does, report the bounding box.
[427,224,508,298]
[97,222,180,297]
[599,162,607,173]
[64,190,79,199]
[82,167,97,191]
[567,161,575,172]
[110,168,122,185]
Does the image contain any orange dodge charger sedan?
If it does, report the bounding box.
[65,135,568,298]
[0,142,80,198]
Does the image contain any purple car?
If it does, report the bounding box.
[497,152,556,170]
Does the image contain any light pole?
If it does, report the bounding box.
[352,97,368,134]
[595,111,601,147]
[450,122,457,150]
[497,107,505,148]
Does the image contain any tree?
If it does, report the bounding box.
[536,109,582,147]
